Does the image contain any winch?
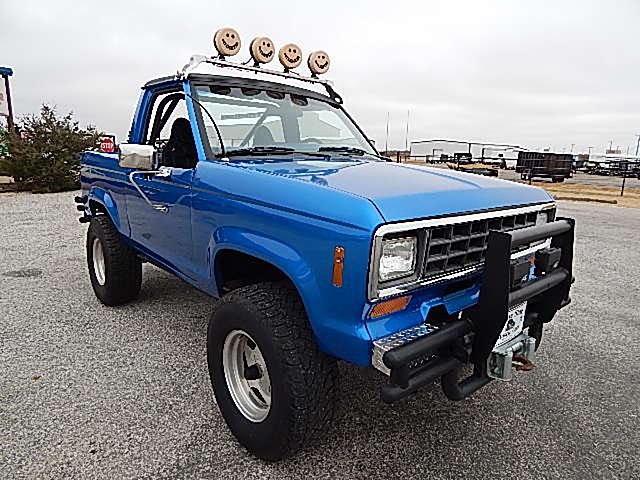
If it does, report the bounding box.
[487,332,537,381]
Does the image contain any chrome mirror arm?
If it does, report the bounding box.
[128,167,172,213]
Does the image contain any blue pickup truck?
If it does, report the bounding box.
[76,50,575,460]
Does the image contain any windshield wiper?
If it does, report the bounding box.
[318,146,389,161]
[222,146,295,157]
[318,146,368,155]
[221,146,329,159]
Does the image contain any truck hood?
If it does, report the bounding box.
[231,156,553,222]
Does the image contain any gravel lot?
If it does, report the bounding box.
[1,192,639,479]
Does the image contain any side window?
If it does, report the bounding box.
[159,101,189,140]
[146,91,190,144]
[145,91,198,169]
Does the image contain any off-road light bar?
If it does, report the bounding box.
[179,55,343,104]
[209,28,331,76]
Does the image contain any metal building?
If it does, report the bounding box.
[410,139,523,165]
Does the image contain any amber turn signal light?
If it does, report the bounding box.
[370,295,411,318]
[332,246,345,287]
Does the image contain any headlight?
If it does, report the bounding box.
[379,237,417,281]
[535,211,549,226]
[536,208,556,226]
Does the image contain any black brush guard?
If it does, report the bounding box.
[381,217,575,403]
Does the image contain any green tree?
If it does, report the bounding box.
[0,125,9,157]
[0,105,101,193]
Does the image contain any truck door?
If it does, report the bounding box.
[126,90,196,276]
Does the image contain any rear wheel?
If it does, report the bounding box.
[207,281,338,461]
[86,215,142,306]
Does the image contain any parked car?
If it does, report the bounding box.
[76,42,575,461]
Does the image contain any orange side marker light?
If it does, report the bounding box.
[332,246,345,287]
[370,295,412,318]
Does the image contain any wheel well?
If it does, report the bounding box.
[89,199,108,216]
[215,249,289,293]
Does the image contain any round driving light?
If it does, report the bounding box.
[249,36,275,64]
[278,43,302,71]
[214,27,241,57]
[307,50,330,76]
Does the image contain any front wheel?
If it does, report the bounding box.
[207,282,338,461]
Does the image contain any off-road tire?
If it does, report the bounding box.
[86,215,142,306]
[207,281,338,461]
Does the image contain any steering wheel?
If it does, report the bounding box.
[301,137,322,144]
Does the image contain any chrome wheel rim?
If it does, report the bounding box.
[222,329,271,422]
[92,238,106,286]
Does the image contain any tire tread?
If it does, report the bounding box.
[213,281,338,459]
[87,215,141,305]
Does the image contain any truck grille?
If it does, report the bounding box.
[423,211,538,278]
[368,203,556,301]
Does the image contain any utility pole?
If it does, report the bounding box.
[0,67,14,132]
[404,109,410,154]
[634,134,640,156]
[570,143,575,153]
[608,140,613,152]
[384,112,389,152]
[588,146,593,155]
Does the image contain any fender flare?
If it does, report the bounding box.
[210,226,323,327]
[87,187,122,232]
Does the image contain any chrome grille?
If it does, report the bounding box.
[423,211,538,278]
[368,203,556,301]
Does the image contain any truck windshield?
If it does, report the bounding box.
[192,84,376,157]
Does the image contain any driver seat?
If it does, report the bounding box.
[253,126,274,146]
[164,118,197,168]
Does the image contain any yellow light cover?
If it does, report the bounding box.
[278,43,302,70]
[250,36,275,64]
[308,51,330,75]
[213,27,241,57]
[332,246,345,287]
[370,296,412,318]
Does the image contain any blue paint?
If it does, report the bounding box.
[79,75,555,367]
[183,81,207,162]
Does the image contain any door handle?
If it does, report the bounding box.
[128,167,172,213]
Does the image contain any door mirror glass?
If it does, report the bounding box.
[119,144,155,170]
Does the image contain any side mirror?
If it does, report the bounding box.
[119,144,155,170]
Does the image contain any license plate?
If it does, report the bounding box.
[495,302,527,348]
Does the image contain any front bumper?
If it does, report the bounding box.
[374,217,575,403]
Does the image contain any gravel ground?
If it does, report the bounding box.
[1,192,639,479]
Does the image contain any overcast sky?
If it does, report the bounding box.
[2,0,640,153]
